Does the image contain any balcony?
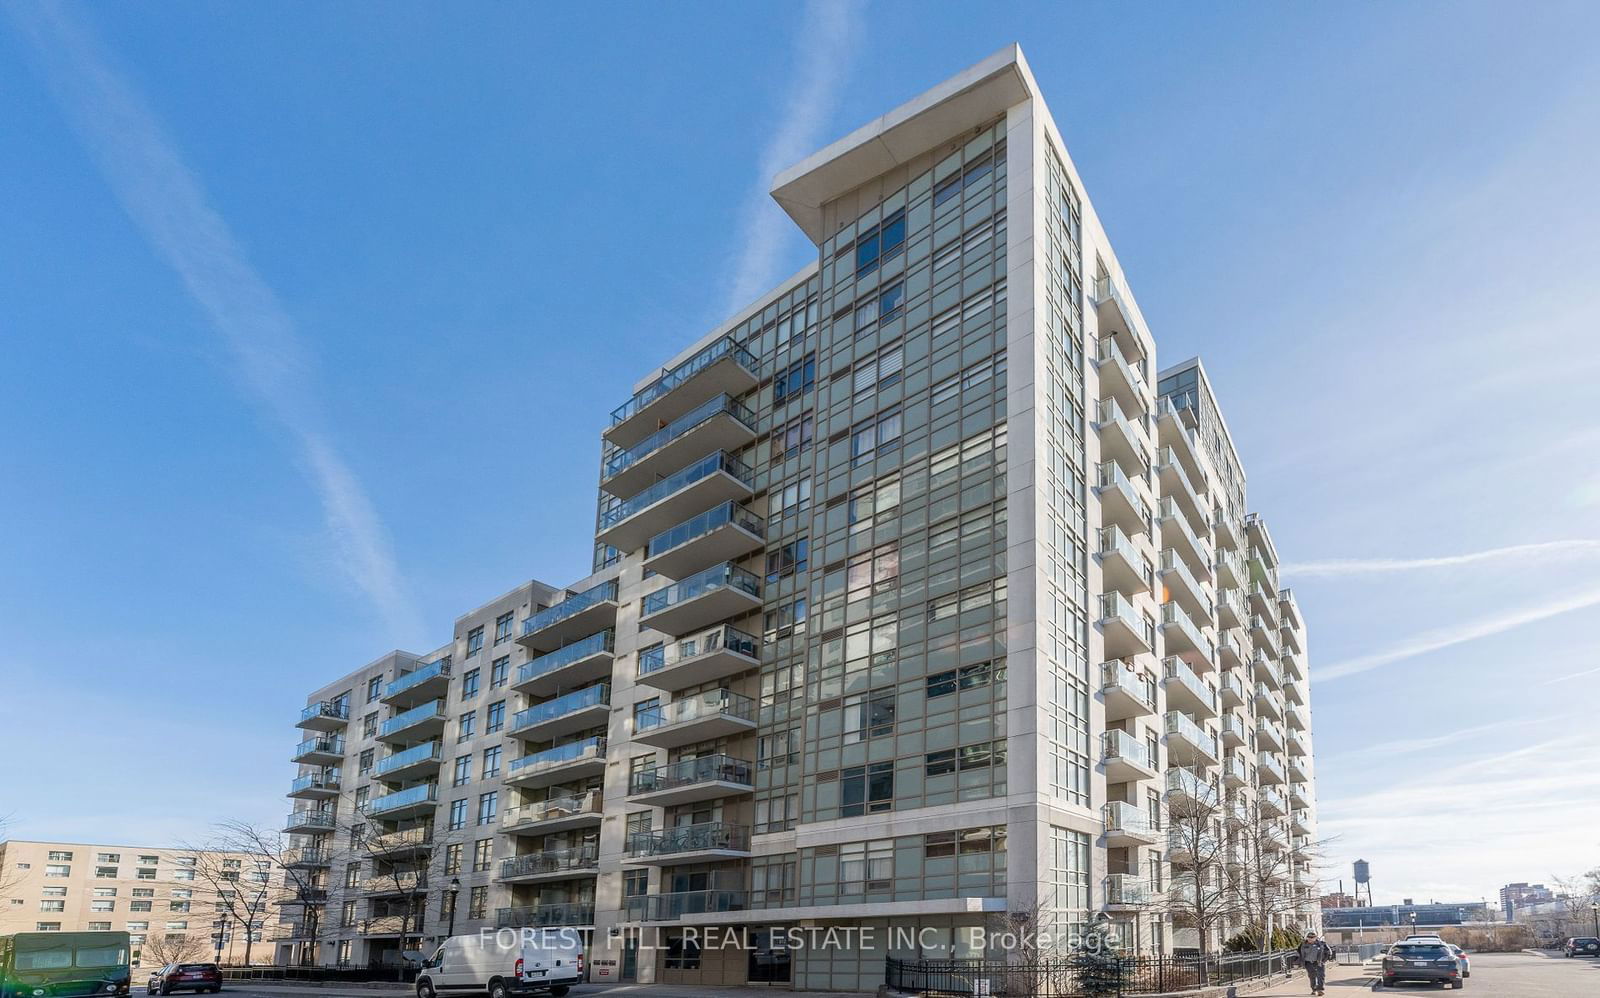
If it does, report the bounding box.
[1158,549,1210,621]
[607,334,760,449]
[509,684,611,742]
[634,689,757,748]
[284,810,335,834]
[1104,874,1155,908]
[1164,769,1219,809]
[624,889,749,924]
[368,827,434,857]
[1156,446,1207,532]
[1252,652,1284,690]
[495,902,596,930]
[498,847,600,884]
[639,562,762,637]
[1290,783,1312,811]
[597,451,755,553]
[1100,660,1157,722]
[375,741,443,781]
[1280,622,1303,655]
[1219,672,1246,709]
[1216,588,1244,630]
[1102,800,1160,847]
[297,700,349,731]
[361,871,427,895]
[636,624,760,692]
[1098,592,1154,659]
[1095,397,1151,476]
[1256,719,1285,752]
[1158,498,1212,577]
[1287,728,1311,758]
[1249,616,1280,659]
[602,393,758,498]
[1153,397,1206,486]
[1258,755,1287,785]
[1248,581,1280,625]
[377,700,447,743]
[288,774,341,800]
[1095,461,1152,537]
[1254,683,1284,721]
[518,580,620,653]
[513,630,614,699]
[1286,703,1309,731]
[627,753,754,807]
[1221,756,1250,788]
[505,737,607,789]
[291,736,344,765]
[1164,711,1219,766]
[1219,713,1247,748]
[626,821,752,865]
[1278,588,1303,630]
[1166,828,1219,866]
[1101,728,1159,783]
[1160,601,1215,668]
[1097,526,1152,594]
[1215,550,1245,589]
[1093,337,1148,417]
[1213,513,1241,551]
[283,847,331,869]
[502,791,604,836]
[382,659,451,707]
[286,887,329,905]
[1259,786,1288,818]
[1161,657,1217,718]
[1217,629,1246,669]
[363,782,438,820]
[1092,273,1150,359]
[1281,652,1307,683]
[1288,753,1312,784]
[644,501,766,581]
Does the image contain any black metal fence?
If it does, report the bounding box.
[220,963,417,984]
[886,949,1297,996]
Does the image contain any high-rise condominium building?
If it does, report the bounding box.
[0,840,281,967]
[280,45,1319,990]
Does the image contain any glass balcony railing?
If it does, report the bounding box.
[384,659,451,700]
[1219,713,1248,743]
[641,562,760,618]
[522,581,619,638]
[1222,756,1250,784]
[1099,662,1157,711]
[498,847,599,880]
[610,335,759,428]
[508,736,607,777]
[1096,461,1152,524]
[1105,874,1155,906]
[290,774,339,795]
[1162,657,1216,712]
[374,741,442,778]
[635,689,755,733]
[363,782,438,816]
[1164,711,1218,758]
[1220,673,1246,702]
[602,451,752,523]
[1101,728,1155,770]
[1159,549,1211,617]
[518,631,614,688]
[604,394,756,481]
[284,810,334,831]
[1164,769,1219,807]
[1258,755,1287,783]
[378,700,446,738]
[627,821,751,859]
[1102,800,1158,837]
[368,826,433,853]
[1157,446,1203,504]
[637,625,758,677]
[501,791,602,830]
[628,754,753,796]
[299,700,349,724]
[647,501,765,561]
[1099,592,1152,640]
[1159,498,1211,562]
[293,736,344,758]
[495,902,596,929]
[626,889,748,922]
[510,685,610,733]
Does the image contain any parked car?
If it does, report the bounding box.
[1380,941,1463,990]
[146,963,222,995]
[415,932,582,998]
[1565,936,1600,957]
[1447,943,1471,978]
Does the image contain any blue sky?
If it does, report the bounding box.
[3,2,1598,906]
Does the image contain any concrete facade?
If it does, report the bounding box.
[281,45,1320,991]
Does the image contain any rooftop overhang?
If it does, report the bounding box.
[770,44,1034,243]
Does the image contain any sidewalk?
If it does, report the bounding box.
[1248,960,1375,995]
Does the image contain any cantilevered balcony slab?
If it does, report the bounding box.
[374,741,443,781]
[1099,660,1157,722]
[288,774,341,800]
[639,563,762,638]
[292,736,345,766]
[509,685,611,742]
[501,792,603,837]
[636,625,760,692]
[1161,657,1218,718]
[625,822,752,866]
[1093,338,1148,418]
[1163,711,1220,767]
[382,659,452,708]
[517,581,619,654]
[642,501,766,581]
[514,630,615,698]
[1101,729,1159,784]
[505,738,608,790]
[1101,801,1160,847]
[297,700,349,732]
[606,335,760,449]
[377,700,447,744]
[633,690,757,749]
[597,452,754,554]
[1095,462,1152,539]
[627,754,753,807]
[1097,526,1152,595]
[601,395,758,498]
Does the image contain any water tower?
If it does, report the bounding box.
[1354,859,1372,906]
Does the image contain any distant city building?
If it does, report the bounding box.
[1499,882,1559,923]
[1320,891,1356,909]
[1321,901,1490,929]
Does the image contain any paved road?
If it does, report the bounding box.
[1388,950,1600,996]
[219,985,862,998]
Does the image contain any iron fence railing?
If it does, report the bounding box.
[885,949,1299,996]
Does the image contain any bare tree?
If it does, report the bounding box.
[213,819,328,966]
[181,840,279,967]
[1224,796,1326,951]
[142,933,213,967]
[1155,765,1239,956]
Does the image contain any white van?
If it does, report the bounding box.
[415,930,583,998]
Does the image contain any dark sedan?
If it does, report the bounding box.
[1566,936,1600,957]
[1380,942,1463,989]
[146,964,222,995]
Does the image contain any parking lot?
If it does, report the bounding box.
[1371,950,1599,996]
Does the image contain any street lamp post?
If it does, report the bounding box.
[447,877,461,937]
[1590,902,1598,938]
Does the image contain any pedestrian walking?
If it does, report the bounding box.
[1297,931,1334,995]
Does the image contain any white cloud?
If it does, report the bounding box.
[1539,664,1600,686]
[1282,539,1600,577]
[10,5,425,644]
[721,0,862,316]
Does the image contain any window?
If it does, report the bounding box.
[91,888,117,900]
[763,596,807,641]
[354,785,370,810]
[35,923,60,932]
[340,902,357,928]
[855,282,904,333]
[448,799,467,831]
[477,791,498,825]
[137,855,158,865]
[165,921,188,931]
[458,711,476,742]
[96,853,121,863]
[461,668,480,700]
[91,902,116,915]
[42,887,66,898]
[770,415,814,461]
[625,811,653,846]
[126,922,148,932]
[130,901,152,912]
[12,863,27,870]
[854,207,905,276]
[490,656,509,689]
[839,841,893,893]
[840,761,893,816]
[933,151,994,206]
[482,745,502,779]
[95,866,118,879]
[772,355,815,405]
[132,888,154,898]
[443,843,463,876]
[472,839,492,873]
[765,537,808,583]
[486,701,505,734]
[454,754,473,787]
[468,886,487,920]
[774,477,811,519]
[494,612,514,645]
[39,900,64,912]
[466,626,484,658]
[850,407,902,466]
[359,749,374,776]
[136,868,156,880]
[623,869,648,899]
[852,346,903,396]
[363,712,378,738]
[843,689,895,743]
[344,864,361,889]
[167,901,189,913]
[757,729,798,770]
[47,851,72,861]
[366,676,382,702]
[45,865,69,878]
